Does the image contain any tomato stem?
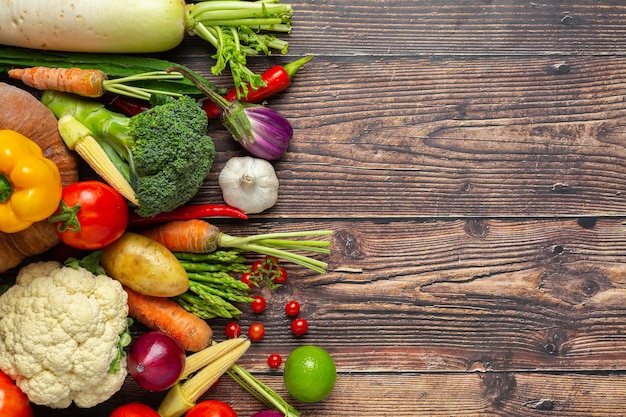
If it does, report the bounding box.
[47,200,82,233]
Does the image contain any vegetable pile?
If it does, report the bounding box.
[0,1,339,416]
[0,0,294,95]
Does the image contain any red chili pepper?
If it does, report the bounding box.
[128,203,248,227]
[201,55,314,119]
[103,56,313,119]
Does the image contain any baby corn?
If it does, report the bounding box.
[57,114,139,205]
[158,338,251,417]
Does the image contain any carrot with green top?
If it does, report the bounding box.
[124,286,213,352]
[8,66,185,100]
[140,219,334,274]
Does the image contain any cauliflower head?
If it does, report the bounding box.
[0,261,129,409]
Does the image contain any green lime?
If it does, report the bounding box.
[283,345,337,403]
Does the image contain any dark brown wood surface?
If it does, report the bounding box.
[4,1,626,416]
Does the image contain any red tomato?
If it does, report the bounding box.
[250,296,267,313]
[110,403,160,417]
[273,267,288,284]
[185,400,238,417]
[248,322,265,341]
[267,353,282,369]
[0,371,33,417]
[240,272,253,288]
[225,322,242,339]
[284,300,300,316]
[291,317,309,336]
[51,181,128,250]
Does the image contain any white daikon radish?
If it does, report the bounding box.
[0,0,186,53]
[0,0,294,93]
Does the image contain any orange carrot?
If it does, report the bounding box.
[124,286,213,352]
[8,66,107,98]
[140,219,334,274]
[141,219,220,253]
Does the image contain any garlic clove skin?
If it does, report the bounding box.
[218,156,280,214]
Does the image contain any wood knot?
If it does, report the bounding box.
[334,229,363,259]
[543,329,567,356]
[524,399,555,410]
[481,373,517,408]
[581,278,599,297]
[577,217,597,229]
[465,218,490,239]
[549,62,571,74]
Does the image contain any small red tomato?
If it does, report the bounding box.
[225,322,242,339]
[185,400,238,417]
[251,296,267,313]
[291,317,308,336]
[251,260,264,272]
[240,272,254,288]
[248,322,265,341]
[0,371,33,417]
[50,180,128,250]
[267,354,282,369]
[285,300,300,316]
[273,267,288,284]
[110,403,160,417]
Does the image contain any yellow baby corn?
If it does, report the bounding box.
[57,114,139,205]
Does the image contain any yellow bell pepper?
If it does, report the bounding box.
[0,129,63,233]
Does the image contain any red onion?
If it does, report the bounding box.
[169,65,293,160]
[223,105,293,160]
[128,331,186,392]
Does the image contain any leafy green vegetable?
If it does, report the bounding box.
[43,91,215,217]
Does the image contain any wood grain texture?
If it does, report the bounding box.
[4,1,626,416]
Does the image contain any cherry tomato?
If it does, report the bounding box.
[185,400,238,417]
[0,371,33,417]
[267,354,282,369]
[251,296,267,313]
[291,317,309,336]
[225,322,242,339]
[251,260,264,272]
[110,403,160,417]
[273,267,288,284]
[51,180,128,250]
[248,322,265,341]
[240,272,253,288]
[285,300,300,316]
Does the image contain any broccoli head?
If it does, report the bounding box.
[42,91,216,218]
[129,96,215,216]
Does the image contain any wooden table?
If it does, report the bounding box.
[7,0,626,416]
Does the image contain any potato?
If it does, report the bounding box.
[100,232,189,297]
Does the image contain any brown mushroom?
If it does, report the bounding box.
[0,82,79,272]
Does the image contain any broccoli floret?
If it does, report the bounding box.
[128,97,215,216]
[42,92,215,217]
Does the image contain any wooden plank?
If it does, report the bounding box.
[185,218,626,373]
[183,54,626,218]
[37,372,626,417]
[285,0,626,57]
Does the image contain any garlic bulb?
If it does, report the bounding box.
[218,156,279,214]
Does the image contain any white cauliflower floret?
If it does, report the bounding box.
[0,261,129,409]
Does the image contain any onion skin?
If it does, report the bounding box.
[128,331,186,392]
[240,107,294,161]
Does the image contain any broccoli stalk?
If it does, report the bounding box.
[42,91,216,217]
